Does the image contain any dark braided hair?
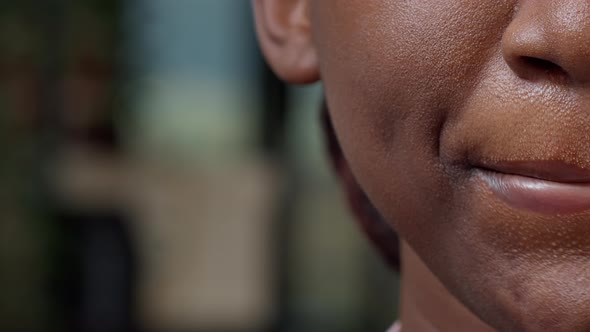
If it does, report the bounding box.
[321,102,400,270]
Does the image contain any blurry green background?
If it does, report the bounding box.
[0,1,398,331]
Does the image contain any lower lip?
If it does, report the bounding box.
[477,170,590,215]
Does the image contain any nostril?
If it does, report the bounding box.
[520,56,567,79]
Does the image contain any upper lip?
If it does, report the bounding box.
[473,160,590,184]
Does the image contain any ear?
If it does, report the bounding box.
[252,0,320,84]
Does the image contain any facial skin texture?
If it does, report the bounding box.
[254,1,590,331]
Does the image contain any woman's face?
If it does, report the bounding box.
[258,1,590,331]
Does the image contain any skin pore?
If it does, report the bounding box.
[254,1,590,331]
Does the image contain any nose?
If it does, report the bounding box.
[503,0,590,84]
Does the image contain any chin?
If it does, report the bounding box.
[432,172,590,332]
[387,156,590,332]
[464,259,590,332]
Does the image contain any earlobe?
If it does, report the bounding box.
[252,0,320,84]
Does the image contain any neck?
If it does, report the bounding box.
[398,241,496,332]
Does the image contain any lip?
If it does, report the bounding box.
[475,161,590,215]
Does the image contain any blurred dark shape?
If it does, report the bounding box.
[56,212,137,332]
[259,61,288,157]
[259,60,290,332]
[37,1,138,331]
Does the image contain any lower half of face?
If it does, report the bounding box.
[311,1,590,331]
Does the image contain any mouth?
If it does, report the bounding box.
[474,161,590,215]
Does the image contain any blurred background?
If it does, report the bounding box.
[0,1,399,331]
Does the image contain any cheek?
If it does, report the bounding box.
[311,0,515,238]
[312,2,590,330]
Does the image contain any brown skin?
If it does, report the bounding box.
[254,1,590,331]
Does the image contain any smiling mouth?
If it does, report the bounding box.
[474,161,590,215]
